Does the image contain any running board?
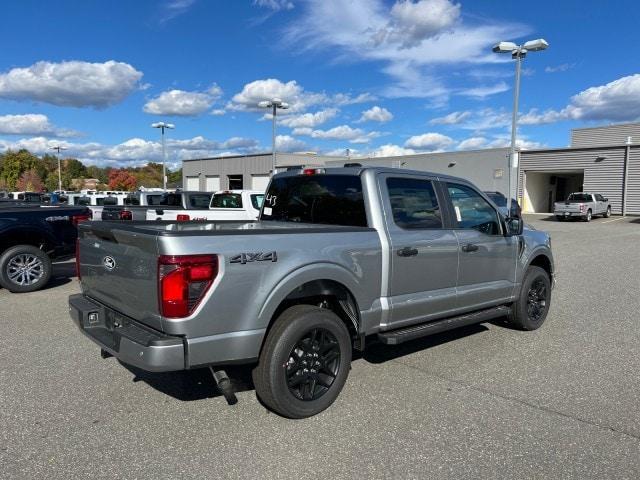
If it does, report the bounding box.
[377,306,511,345]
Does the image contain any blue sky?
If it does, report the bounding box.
[1,0,639,167]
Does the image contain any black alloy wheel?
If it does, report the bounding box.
[285,328,341,401]
[526,278,547,323]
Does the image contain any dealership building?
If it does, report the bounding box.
[182,122,640,215]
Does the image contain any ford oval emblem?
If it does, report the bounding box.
[103,256,116,271]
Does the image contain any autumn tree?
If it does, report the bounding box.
[108,169,137,191]
[16,169,44,192]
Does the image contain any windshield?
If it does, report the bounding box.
[566,193,591,202]
[485,193,507,207]
[261,174,367,227]
[211,193,243,208]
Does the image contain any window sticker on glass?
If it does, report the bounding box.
[263,207,272,216]
[454,205,462,222]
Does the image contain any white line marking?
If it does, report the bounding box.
[602,217,626,224]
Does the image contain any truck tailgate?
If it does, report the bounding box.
[77,222,163,330]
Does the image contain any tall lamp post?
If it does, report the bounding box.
[50,145,67,192]
[151,122,175,190]
[493,38,548,214]
[258,98,289,174]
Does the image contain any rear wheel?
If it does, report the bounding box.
[0,245,52,293]
[603,206,611,218]
[253,305,352,418]
[508,266,551,331]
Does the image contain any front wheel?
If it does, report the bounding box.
[508,266,551,331]
[603,206,611,218]
[253,305,352,418]
[0,245,52,293]
[584,209,592,222]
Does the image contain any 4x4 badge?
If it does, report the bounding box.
[230,252,277,265]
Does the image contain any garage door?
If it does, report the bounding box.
[251,174,271,192]
[205,175,220,192]
[185,176,200,191]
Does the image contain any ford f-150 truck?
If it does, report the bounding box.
[146,190,265,222]
[70,167,554,418]
[554,192,611,221]
[1,205,91,292]
[102,191,213,221]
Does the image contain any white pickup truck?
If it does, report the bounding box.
[146,190,264,222]
[553,192,611,222]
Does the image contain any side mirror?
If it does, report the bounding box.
[505,216,523,236]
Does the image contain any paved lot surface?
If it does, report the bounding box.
[1,215,639,479]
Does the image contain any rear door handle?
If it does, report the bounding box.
[461,243,479,253]
[397,247,419,257]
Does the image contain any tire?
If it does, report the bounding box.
[555,216,564,222]
[584,209,592,222]
[252,305,352,418]
[603,206,611,218]
[509,266,551,331]
[0,245,52,293]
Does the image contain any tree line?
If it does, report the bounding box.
[0,149,182,192]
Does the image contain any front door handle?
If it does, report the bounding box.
[397,247,419,257]
[461,243,479,253]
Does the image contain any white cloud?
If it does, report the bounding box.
[459,82,509,99]
[158,0,197,24]
[358,106,393,123]
[365,144,417,157]
[284,0,525,100]
[275,135,307,152]
[254,0,294,10]
[210,109,226,116]
[0,60,143,108]
[457,136,487,150]
[0,135,259,167]
[279,108,338,128]
[517,74,640,125]
[429,110,471,125]
[143,84,222,116]
[229,78,373,114]
[0,114,78,137]
[298,125,381,144]
[405,132,454,149]
[545,63,575,73]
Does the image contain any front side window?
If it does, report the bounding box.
[595,194,604,202]
[211,193,243,209]
[386,177,442,229]
[447,183,501,235]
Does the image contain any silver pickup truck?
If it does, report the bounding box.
[69,167,554,418]
[554,192,611,221]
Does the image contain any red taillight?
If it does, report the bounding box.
[176,214,190,221]
[72,214,91,226]
[75,238,81,280]
[158,255,218,318]
[302,168,325,175]
[119,210,132,220]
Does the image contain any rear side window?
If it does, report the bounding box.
[146,195,162,205]
[446,183,501,235]
[189,193,212,208]
[251,194,264,210]
[211,193,243,208]
[262,174,367,227]
[103,196,117,205]
[124,195,140,206]
[386,178,442,229]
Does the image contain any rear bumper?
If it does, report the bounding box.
[554,211,585,218]
[69,294,185,372]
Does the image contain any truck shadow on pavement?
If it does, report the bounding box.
[119,324,489,403]
[40,261,77,290]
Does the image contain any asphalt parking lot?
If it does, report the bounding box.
[1,215,639,479]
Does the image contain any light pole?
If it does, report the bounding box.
[258,98,289,174]
[151,122,175,190]
[493,38,548,215]
[50,145,67,192]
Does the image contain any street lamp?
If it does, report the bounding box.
[151,122,175,190]
[258,98,289,174]
[50,145,67,192]
[493,38,548,214]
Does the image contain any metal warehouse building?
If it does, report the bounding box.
[182,122,640,215]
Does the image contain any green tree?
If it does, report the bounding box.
[0,149,40,190]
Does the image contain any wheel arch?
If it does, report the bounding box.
[527,253,553,280]
[0,228,55,256]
